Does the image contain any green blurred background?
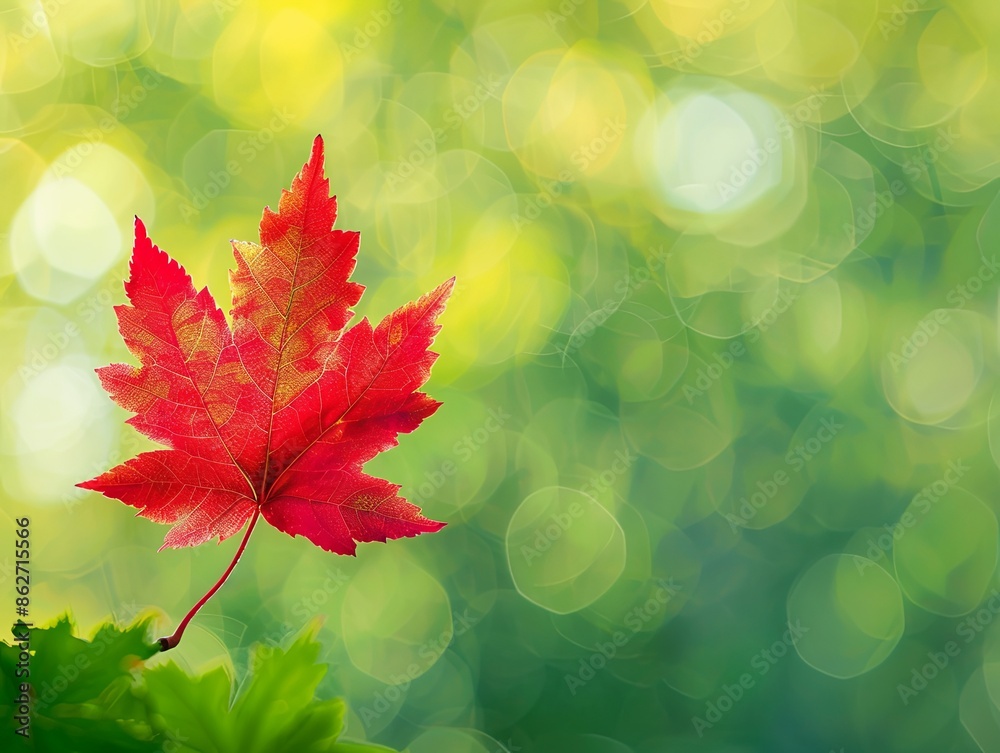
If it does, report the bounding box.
[4,0,1000,750]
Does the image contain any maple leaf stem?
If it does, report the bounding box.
[157,507,261,651]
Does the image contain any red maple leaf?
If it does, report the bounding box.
[78,136,451,650]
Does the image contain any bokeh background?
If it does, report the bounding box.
[4,0,1000,751]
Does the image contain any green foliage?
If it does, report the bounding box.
[0,617,159,752]
[29,616,159,705]
[327,743,397,753]
[143,629,348,753]
[0,618,392,753]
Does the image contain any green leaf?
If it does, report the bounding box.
[0,616,160,753]
[24,713,157,753]
[145,626,347,753]
[328,741,400,753]
[231,629,339,751]
[266,698,346,753]
[1,617,392,753]
[30,615,158,707]
[143,663,234,753]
